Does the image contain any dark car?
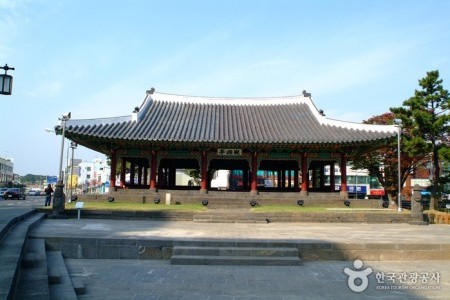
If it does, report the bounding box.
[3,188,26,200]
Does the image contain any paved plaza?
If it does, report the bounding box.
[31,217,450,299]
[31,217,450,244]
[1,198,450,299]
[65,258,449,299]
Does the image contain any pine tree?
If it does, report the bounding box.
[391,70,450,209]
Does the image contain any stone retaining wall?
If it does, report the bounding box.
[77,190,384,208]
[41,237,450,262]
[54,209,411,223]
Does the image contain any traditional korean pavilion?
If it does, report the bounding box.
[62,88,397,198]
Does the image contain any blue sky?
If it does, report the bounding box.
[1,0,449,176]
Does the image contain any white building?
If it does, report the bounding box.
[0,157,14,184]
[77,158,111,193]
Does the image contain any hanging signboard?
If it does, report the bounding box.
[217,148,242,156]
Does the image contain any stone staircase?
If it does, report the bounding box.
[170,242,302,266]
[194,209,267,223]
[0,210,85,300]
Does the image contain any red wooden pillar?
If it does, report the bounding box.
[340,154,348,198]
[150,151,157,191]
[250,152,258,195]
[120,157,126,188]
[200,151,208,194]
[110,150,116,189]
[300,153,308,196]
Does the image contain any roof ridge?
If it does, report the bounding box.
[153,90,302,100]
[151,91,311,106]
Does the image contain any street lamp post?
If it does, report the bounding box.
[69,141,77,203]
[57,113,71,182]
[51,112,71,217]
[394,119,402,212]
[0,64,15,95]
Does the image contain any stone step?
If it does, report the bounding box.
[171,244,301,266]
[194,217,266,223]
[0,209,37,241]
[173,246,299,257]
[16,238,50,300]
[22,252,38,268]
[46,251,78,300]
[170,255,302,266]
[0,212,45,300]
[71,277,86,295]
[193,212,267,223]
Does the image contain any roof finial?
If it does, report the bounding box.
[146,87,155,94]
[302,90,311,97]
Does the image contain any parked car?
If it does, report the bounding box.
[28,188,43,196]
[0,188,9,198]
[3,188,26,200]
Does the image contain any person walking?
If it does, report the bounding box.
[44,184,53,206]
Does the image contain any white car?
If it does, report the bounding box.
[0,188,8,198]
[28,188,43,196]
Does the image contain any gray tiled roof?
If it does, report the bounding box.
[64,91,397,146]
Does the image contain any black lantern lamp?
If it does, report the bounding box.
[0,64,15,95]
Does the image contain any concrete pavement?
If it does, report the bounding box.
[30,217,450,299]
[65,258,449,299]
[28,218,450,244]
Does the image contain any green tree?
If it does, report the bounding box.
[352,113,423,204]
[21,174,47,186]
[391,70,450,209]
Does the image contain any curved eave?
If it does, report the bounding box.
[64,131,394,153]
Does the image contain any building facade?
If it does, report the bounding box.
[59,89,397,198]
[0,156,14,184]
[77,158,111,194]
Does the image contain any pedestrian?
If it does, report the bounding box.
[44,184,53,206]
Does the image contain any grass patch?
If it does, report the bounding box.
[251,205,405,213]
[41,202,403,214]
[63,202,207,212]
[251,205,328,213]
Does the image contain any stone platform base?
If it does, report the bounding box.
[40,236,450,262]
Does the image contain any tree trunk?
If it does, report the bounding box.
[431,141,440,210]
[387,192,398,209]
[430,195,438,211]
